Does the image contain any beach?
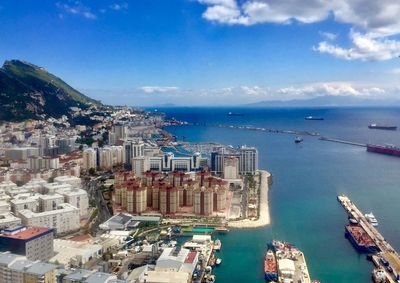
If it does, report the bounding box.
[228,170,271,228]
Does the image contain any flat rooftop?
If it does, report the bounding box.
[0,226,52,240]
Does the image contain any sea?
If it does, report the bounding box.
[150,107,400,283]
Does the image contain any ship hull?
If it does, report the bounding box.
[368,126,397,130]
[264,272,278,281]
[345,227,379,253]
[367,145,400,157]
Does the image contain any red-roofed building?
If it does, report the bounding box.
[0,226,54,261]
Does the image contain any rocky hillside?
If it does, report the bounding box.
[0,60,100,121]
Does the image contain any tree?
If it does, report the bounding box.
[88,168,96,175]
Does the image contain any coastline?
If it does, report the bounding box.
[228,170,272,228]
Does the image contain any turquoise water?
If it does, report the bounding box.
[192,227,215,233]
[157,107,400,283]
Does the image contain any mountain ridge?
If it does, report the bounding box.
[0,60,101,121]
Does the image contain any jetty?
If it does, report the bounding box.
[319,137,367,147]
[337,195,400,282]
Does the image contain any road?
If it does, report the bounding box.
[82,173,113,235]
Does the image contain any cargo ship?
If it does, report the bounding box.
[368,124,397,130]
[305,116,324,120]
[344,224,379,253]
[367,144,400,157]
[264,249,278,281]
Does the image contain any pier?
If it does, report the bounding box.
[319,137,367,147]
[337,195,400,282]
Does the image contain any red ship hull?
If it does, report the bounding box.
[367,144,400,157]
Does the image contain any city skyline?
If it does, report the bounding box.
[1,0,400,105]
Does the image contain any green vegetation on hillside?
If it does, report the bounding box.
[0,60,101,121]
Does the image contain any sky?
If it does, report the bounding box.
[1,0,400,106]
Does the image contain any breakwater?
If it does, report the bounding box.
[319,137,367,147]
[191,122,320,136]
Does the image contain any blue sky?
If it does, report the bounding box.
[1,0,400,105]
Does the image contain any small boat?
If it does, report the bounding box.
[228,112,244,116]
[305,116,324,120]
[213,239,222,251]
[348,216,358,224]
[365,212,378,226]
[371,268,387,283]
[294,137,303,143]
[215,227,229,233]
[204,274,216,283]
[216,258,222,265]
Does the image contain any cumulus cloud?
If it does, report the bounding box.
[139,86,180,94]
[314,31,400,61]
[56,1,96,20]
[276,82,387,98]
[196,0,400,61]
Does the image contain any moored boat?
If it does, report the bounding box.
[213,239,222,251]
[365,212,378,226]
[345,224,379,253]
[367,144,400,158]
[264,249,278,281]
[371,268,388,283]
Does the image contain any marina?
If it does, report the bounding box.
[338,195,400,282]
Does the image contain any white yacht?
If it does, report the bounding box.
[365,212,378,226]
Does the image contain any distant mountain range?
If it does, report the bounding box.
[0,60,100,121]
[247,95,400,107]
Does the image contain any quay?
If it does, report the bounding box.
[337,195,400,282]
[319,137,367,147]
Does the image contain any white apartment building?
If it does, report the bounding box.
[18,203,80,234]
[58,188,89,218]
[38,194,64,212]
[0,213,21,229]
[53,176,81,187]
[82,148,97,170]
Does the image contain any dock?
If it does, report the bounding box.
[337,195,400,282]
[319,137,367,147]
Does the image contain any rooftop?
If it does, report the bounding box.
[0,226,52,240]
[25,261,57,275]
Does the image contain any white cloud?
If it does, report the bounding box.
[110,2,128,11]
[197,0,400,61]
[314,31,400,61]
[139,86,180,94]
[319,31,338,41]
[56,1,97,20]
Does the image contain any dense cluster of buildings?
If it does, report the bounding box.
[0,251,127,283]
[0,175,88,234]
[113,170,228,217]
[82,133,209,174]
